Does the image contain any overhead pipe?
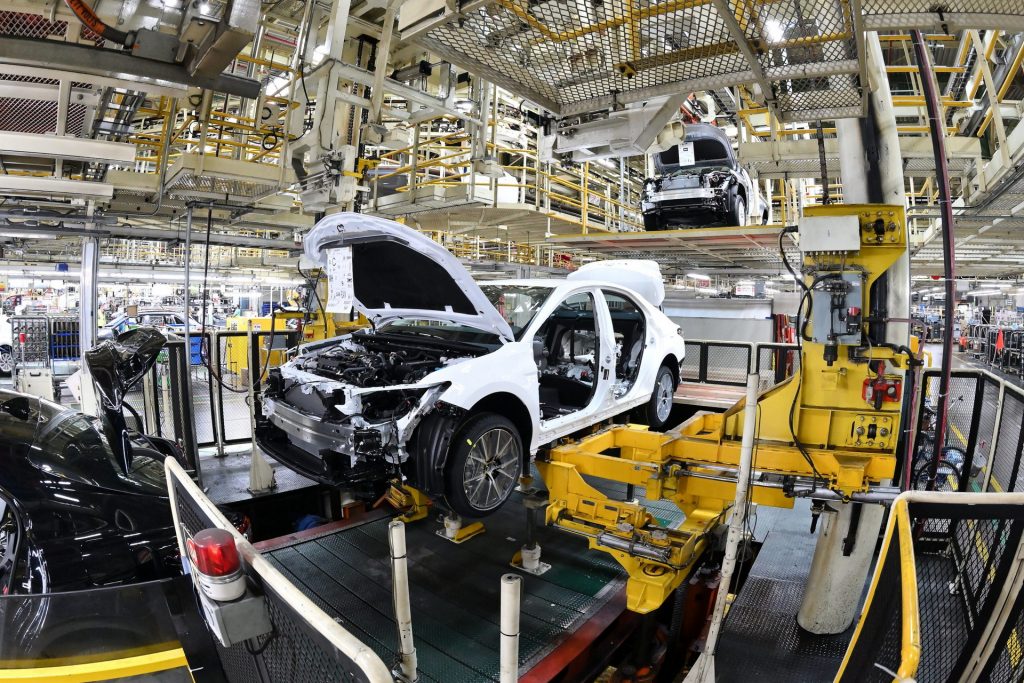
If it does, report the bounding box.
[912,31,957,493]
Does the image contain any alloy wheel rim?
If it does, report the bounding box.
[463,428,520,511]
[656,373,674,422]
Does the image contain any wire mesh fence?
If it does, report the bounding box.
[841,493,1024,683]
[988,386,1024,494]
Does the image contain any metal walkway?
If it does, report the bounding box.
[717,501,863,683]
[258,493,626,682]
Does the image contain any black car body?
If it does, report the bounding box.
[641,123,767,230]
[0,390,182,594]
[0,328,245,595]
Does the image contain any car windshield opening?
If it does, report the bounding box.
[375,320,502,346]
[479,285,554,340]
[658,139,731,171]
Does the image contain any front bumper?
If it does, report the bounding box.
[264,396,364,457]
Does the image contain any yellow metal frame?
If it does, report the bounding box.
[833,497,920,682]
[0,647,190,683]
[537,204,909,614]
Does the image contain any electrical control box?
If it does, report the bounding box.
[810,271,863,345]
[798,214,861,252]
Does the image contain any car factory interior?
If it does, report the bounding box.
[5,1,1024,682]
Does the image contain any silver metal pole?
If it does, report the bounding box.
[500,573,522,683]
[683,373,759,683]
[389,520,418,682]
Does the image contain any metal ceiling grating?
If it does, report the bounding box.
[861,0,1024,32]
[0,9,104,42]
[403,0,1024,118]
[406,0,755,116]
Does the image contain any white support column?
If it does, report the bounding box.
[799,30,904,636]
[797,502,887,634]
[78,233,99,416]
[389,520,418,682]
[500,573,522,683]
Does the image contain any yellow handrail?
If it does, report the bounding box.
[834,496,920,682]
[0,647,189,683]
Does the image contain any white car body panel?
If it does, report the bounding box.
[303,212,515,340]
[261,213,686,511]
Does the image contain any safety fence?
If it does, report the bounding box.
[165,458,393,682]
[681,339,800,390]
[908,369,1024,496]
[838,491,1024,683]
[122,330,297,474]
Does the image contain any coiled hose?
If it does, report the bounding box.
[63,0,133,46]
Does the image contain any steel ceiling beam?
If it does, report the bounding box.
[708,0,779,123]
[0,37,261,99]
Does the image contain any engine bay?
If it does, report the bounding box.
[295,335,471,388]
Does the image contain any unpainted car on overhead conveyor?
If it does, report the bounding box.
[641,123,768,230]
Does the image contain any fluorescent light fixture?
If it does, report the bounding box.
[697,287,718,295]
[686,273,710,281]
[967,289,1001,297]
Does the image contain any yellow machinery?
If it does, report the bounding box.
[223,273,367,375]
[535,204,913,613]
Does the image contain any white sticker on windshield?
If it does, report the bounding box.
[326,247,354,314]
[678,141,695,166]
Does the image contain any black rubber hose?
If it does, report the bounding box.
[63,0,132,46]
[912,31,956,493]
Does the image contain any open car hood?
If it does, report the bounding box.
[84,327,166,473]
[304,213,514,341]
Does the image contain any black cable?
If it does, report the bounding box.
[297,262,327,326]
[196,212,249,395]
[778,230,849,501]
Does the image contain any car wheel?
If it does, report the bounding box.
[444,413,523,517]
[0,345,11,377]
[639,365,676,431]
[729,193,747,227]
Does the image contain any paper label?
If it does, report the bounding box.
[678,141,695,166]
[325,247,354,314]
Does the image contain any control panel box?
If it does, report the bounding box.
[798,214,861,252]
[810,271,863,346]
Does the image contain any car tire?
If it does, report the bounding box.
[0,345,11,377]
[638,364,677,431]
[443,413,523,517]
[729,192,747,227]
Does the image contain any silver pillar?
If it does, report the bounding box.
[79,234,99,415]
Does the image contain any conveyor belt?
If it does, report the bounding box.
[261,492,627,683]
[717,502,863,683]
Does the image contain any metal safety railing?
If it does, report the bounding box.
[122,329,298,473]
[837,491,1024,683]
[681,339,800,390]
[165,457,394,682]
[907,368,1024,496]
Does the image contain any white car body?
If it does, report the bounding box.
[256,213,686,515]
